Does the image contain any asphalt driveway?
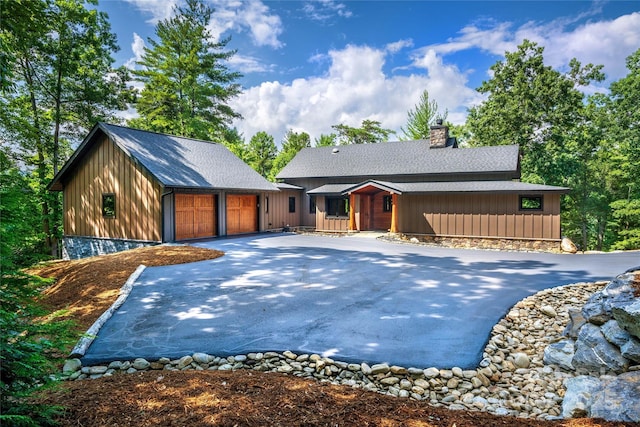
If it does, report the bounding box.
[82,234,639,369]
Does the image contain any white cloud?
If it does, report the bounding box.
[122,0,177,24]
[420,11,640,84]
[386,39,414,54]
[208,0,284,48]
[124,32,146,69]
[231,44,477,145]
[124,0,284,49]
[227,54,274,74]
[303,0,353,22]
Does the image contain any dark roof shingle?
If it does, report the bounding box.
[276,141,520,179]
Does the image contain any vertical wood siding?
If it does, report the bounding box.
[63,135,162,241]
[264,190,302,230]
[398,193,561,240]
[315,196,349,231]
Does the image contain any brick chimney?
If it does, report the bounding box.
[429,119,448,148]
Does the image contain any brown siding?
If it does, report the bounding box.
[398,193,561,240]
[315,196,349,231]
[264,190,302,230]
[63,135,162,241]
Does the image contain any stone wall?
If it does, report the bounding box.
[62,236,158,260]
[394,234,561,253]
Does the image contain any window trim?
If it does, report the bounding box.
[382,195,392,212]
[102,193,116,218]
[519,195,543,211]
[325,196,350,218]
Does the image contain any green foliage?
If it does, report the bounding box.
[610,200,640,250]
[247,131,277,179]
[271,130,311,180]
[332,119,394,145]
[315,133,337,147]
[217,127,249,162]
[131,0,242,140]
[1,152,76,426]
[466,40,604,183]
[400,90,447,140]
[1,0,125,256]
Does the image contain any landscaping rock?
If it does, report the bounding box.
[601,319,632,347]
[562,376,600,418]
[63,359,82,373]
[572,324,629,373]
[590,372,640,422]
[132,358,150,370]
[621,337,640,363]
[543,340,574,371]
[613,299,640,339]
[561,237,577,254]
[563,307,586,339]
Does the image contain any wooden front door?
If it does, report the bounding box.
[226,194,258,235]
[175,194,217,240]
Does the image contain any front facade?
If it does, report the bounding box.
[49,123,292,258]
[277,124,568,247]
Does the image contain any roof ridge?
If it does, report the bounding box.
[99,122,221,146]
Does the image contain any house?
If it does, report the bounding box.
[276,123,570,250]
[49,123,301,258]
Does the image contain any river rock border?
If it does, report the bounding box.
[60,279,638,420]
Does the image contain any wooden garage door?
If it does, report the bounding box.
[175,194,217,240]
[226,194,257,235]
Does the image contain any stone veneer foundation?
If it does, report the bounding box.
[62,236,158,260]
[395,234,562,253]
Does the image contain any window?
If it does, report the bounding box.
[519,195,543,211]
[265,196,269,213]
[309,196,316,214]
[383,195,392,212]
[102,193,116,217]
[288,196,296,213]
[326,196,349,218]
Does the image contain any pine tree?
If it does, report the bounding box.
[130,0,242,140]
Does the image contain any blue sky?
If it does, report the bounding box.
[98,0,640,145]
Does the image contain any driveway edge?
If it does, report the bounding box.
[70,265,146,358]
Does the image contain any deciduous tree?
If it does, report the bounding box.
[1,0,126,255]
[332,119,394,145]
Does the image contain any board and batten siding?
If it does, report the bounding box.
[398,193,561,240]
[63,134,162,242]
[315,196,349,232]
[263,190,302,230]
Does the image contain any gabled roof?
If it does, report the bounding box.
[307,180,569,196]
[49,123,278,192]
[276,140,520,180]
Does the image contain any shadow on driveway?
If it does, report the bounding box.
[82,234,639,369]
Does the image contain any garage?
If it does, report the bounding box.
[227,194,258,235]
[175,194,217,240]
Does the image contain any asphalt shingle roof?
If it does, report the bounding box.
[276,140,520,179]
[51,123,278,192]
